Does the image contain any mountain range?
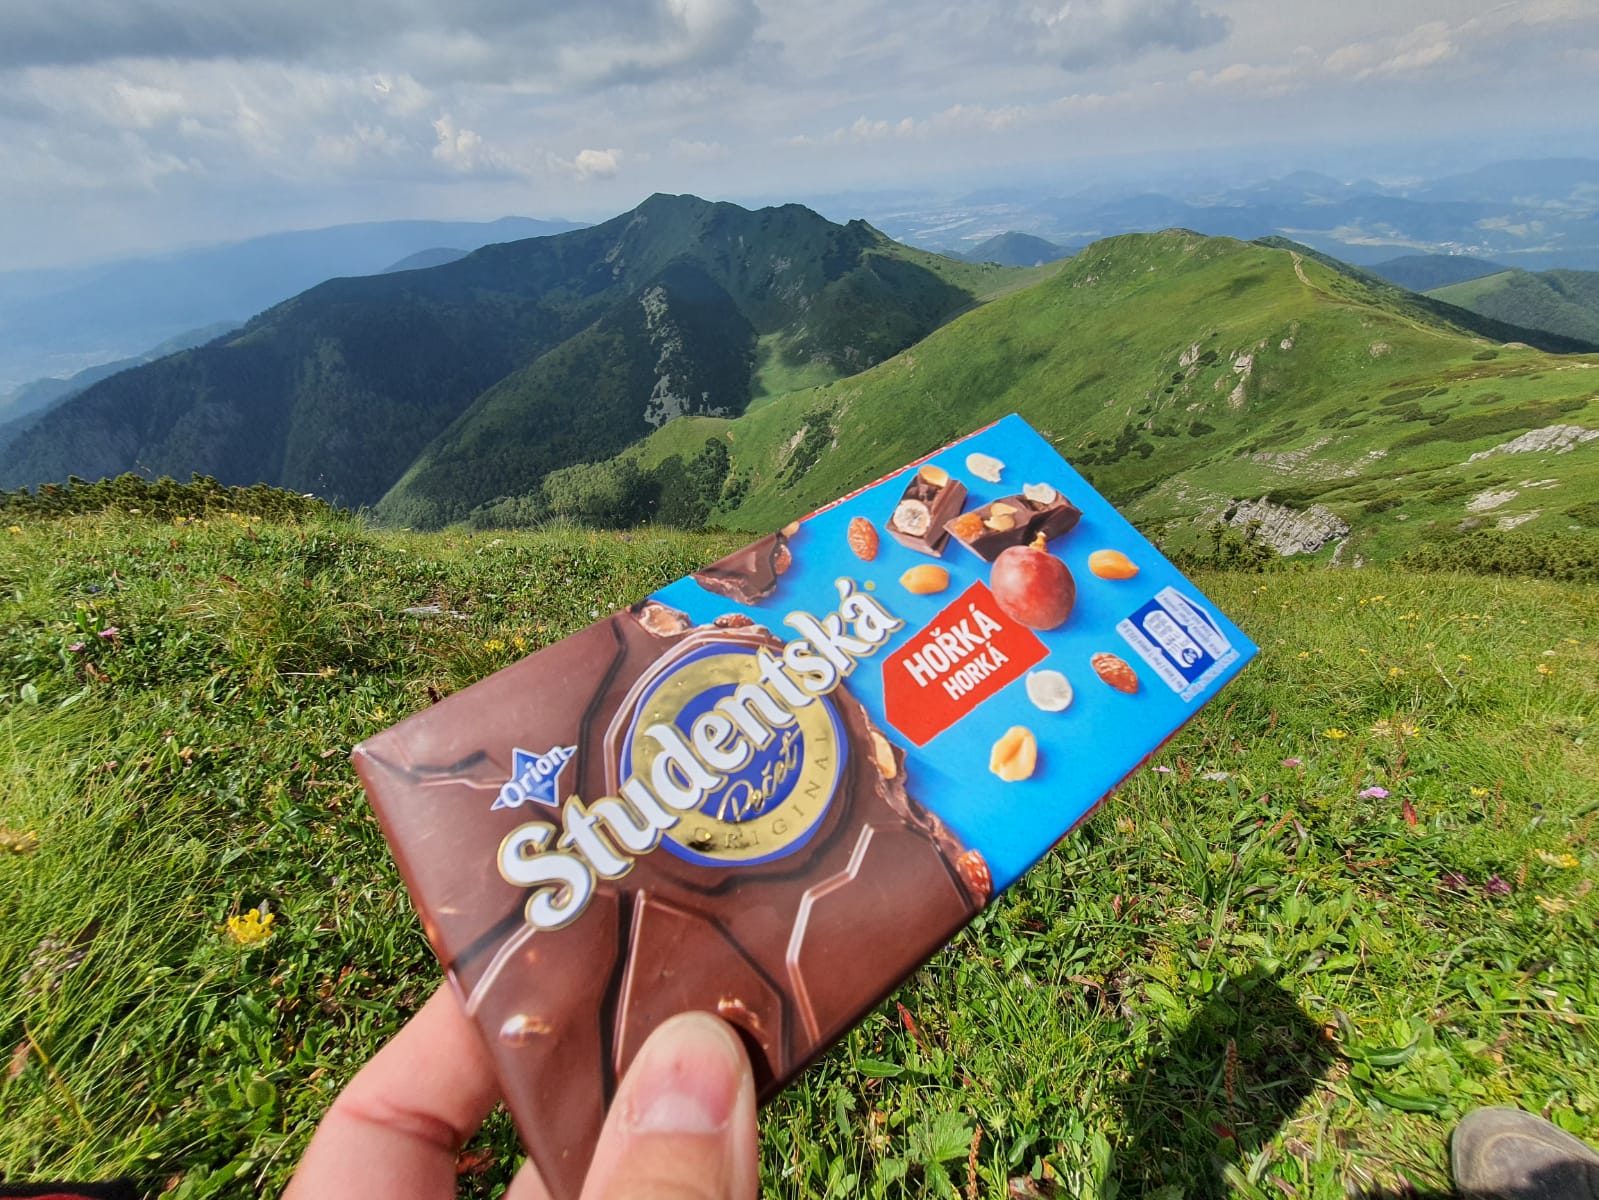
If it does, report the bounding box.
[0,196,1033,524]
[844,159,1599,274]
[548,234,1599,564]
[0,321,239,455]
[4,192,1597,565]
[0,215,582,392]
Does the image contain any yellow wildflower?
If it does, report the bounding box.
[1538,851,1580,869]
[1297,651,1310,660]
[1323,728,1349,740]
[512,636,527,651]
[1358,648,1369,655]
[483,638,506,652]
[1470,787,1491,798]
[1388,667,1404,678]
[1458,654,1472,662]
[1535,895,1571,915]
[6,525,20,534]
[226,908,276,946]
[1536,663,1553,676]
[0,827,40,854]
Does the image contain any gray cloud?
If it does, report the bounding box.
[0,0,1595,274]
[0,0,760,88]
[1024,0,1231,69]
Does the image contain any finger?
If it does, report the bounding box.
[502,1157,557,1200]
[285,985,501,1199]
[579,1012,759,1200]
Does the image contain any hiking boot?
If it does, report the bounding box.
[1452,1107,1599,1199]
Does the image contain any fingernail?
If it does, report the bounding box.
[625,1013,743,1134]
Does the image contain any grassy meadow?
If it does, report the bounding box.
[1,506,1596,1198]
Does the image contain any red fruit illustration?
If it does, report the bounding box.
[990,534,1076,629]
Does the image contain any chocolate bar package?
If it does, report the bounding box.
[353,414,1256,1198]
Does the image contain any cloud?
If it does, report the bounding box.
[670,138,729,162]
[1023,0,1231,70]
[1324,22,1457,80]
[0,0,761,89]
[785,93,1123,148]
[547,147,624,180]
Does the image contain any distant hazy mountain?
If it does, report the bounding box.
[0,216,584,391]
[958,232,1075,267]
[846,159,1599,274]
[0,196,1027,526]
[0,321,240,455]
[1410,158,1599,205]
[382,248,472,273]
[1428,269,1599,346]
[1368,254,1508,292]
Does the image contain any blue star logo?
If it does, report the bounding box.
[492,744,576,811]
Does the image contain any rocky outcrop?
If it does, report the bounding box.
[1467,424,1598,462]
[1225,498,1350,556]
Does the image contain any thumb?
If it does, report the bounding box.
[579,1011,758,1200]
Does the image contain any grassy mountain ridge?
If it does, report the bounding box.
[578,231,1599,563]
[1251,238,1596,354]
[0,215,583,391]
[0,196,1022,518]
[1428,268,1599,347]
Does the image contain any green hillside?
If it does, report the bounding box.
[374,215,1022,528]
[0,197,1025,524]
[1429,268,1599,347]
[583,232,1599,564]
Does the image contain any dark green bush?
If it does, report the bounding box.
[0,474,334,523]
[1400,530,1599,582]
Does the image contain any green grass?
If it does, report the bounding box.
[749,334,843,410]
[2,511,1596,1198]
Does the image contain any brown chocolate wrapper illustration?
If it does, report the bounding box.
[354,601,987,1200]
[352,413,1260,1200]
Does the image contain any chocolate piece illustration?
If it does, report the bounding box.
[947,489,1082,562]
[354,602,987,1200]
[885,465,967,556]
[693,531,792,604]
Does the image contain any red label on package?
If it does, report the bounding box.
[882,582,1047,745]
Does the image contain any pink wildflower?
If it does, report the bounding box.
[98,627,119,639]
[1358,786,1390,799]
[1281,757,1302,768]
[67,642,86,653]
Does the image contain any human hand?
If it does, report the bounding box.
[286,985,758,1200]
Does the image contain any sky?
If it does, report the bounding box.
[3,0,1598,270]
